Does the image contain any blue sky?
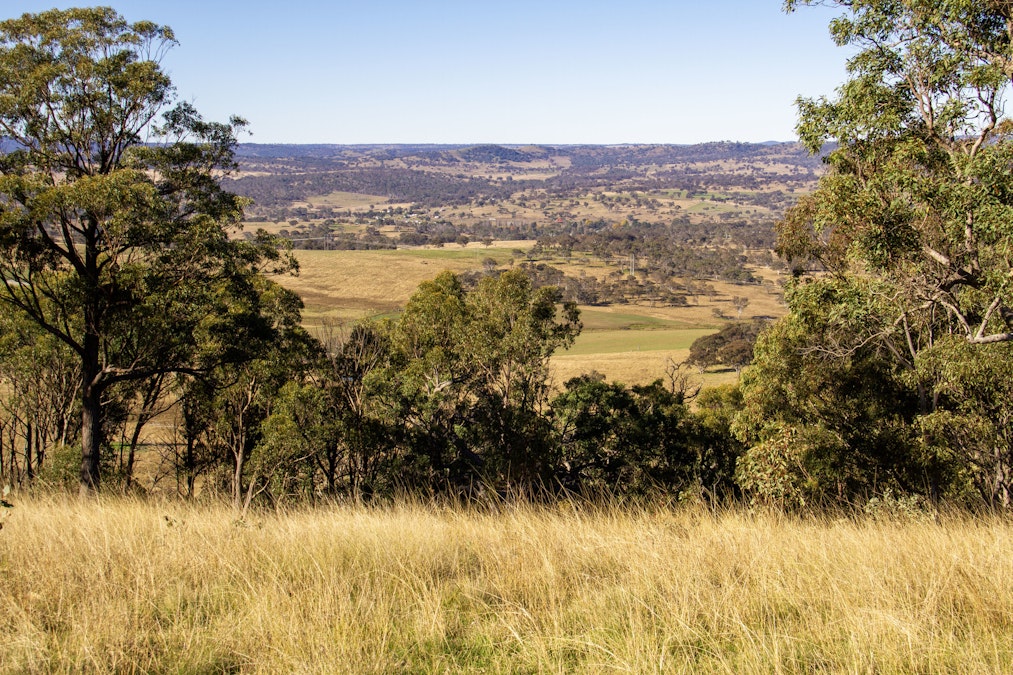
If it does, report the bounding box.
[11,1,853,144]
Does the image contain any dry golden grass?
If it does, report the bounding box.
[276,248,782,321]
[273,249,491,325]
[552,350,740,390]
[304,191,392,210]
[3,497,1012,673]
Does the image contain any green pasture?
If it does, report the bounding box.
[576,308,706,331]
[564,327,716,356]
[686,201,742,214]
[650,189,690,199]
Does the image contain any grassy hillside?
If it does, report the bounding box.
[3,498,1011,673]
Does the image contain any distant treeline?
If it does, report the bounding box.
[225,168,536,208]
[224,142,820,213]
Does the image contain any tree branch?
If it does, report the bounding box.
[968,332,1013,345]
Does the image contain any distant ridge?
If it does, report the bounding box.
[234,141,803,161]
[225,141,821,216]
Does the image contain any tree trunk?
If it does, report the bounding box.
[182,434,197,499]
[233,444,245,510]
[79,333,102,496]
[80,385,102,495]
[35,423,45,475]
[24,421,33,482]
[232,420,248,510]
[124,416,144,492]
[0,420,5,481]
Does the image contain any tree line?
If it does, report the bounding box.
[1,266,746,507]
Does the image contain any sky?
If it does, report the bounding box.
[10,1,855,145]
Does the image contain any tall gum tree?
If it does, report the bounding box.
[765,0,1013,505]
[781,0,1013,352]
[0,8,291,494]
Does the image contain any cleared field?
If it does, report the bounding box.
[552,350,738,389]
[304,190,390,209]
[268,247,784,383]
[553,327,718,386]
[4,497,1011,673]
[273,249,493,325]
[394,246,518,263]
[564,327,714,356]
[575,307,688,330]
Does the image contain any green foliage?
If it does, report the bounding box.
[862,488,936,522]
[463,270,581,486]
[0,8,295,492]
[176,282,315,508]
[692,383,746,498]
[551,373,661,493]
[200,267,742,505]
[762,0,1013,508]
[735,424,817,509]
[254,381,329,500]
[369,272,474,490]
[732,278,939,506]
[781,0,1013,346]
[687,320,766,372]
[0,305,80,486]
[373,269,580,494]
[33,442,84,491]
[249,322,395,503]
[915,338,1013,507]
[550,374,741,500]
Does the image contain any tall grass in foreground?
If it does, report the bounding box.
[2,497,1012,673]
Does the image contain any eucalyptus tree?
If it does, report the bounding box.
[0,306,80,484]
[781,0,1013,351]
[753,1,1013,505]
[374,270,580,494]
[463,269,581,488]
[184,282,312,510]
[0,8,291,493]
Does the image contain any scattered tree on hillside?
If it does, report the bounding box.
[731,296,750,320]
[687,321,767,374]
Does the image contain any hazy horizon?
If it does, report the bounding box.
[234,139,800,147]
